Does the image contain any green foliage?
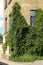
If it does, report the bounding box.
[2,43,7,54]
[9,54,43,62]
[6,2,28,56]
[6,2,43,61]
[0,34,3,41]
[26,9,43,56]
[36,9,43,29]
[35,9,43,56]
[26,26,37,54]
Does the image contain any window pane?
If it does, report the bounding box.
[30,10,36,25]
[30,16,36,25]
[30,10,36,16]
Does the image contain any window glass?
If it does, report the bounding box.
[30,11,36,16]
[30,10,36,25]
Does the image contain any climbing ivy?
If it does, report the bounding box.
[6,2,43,60]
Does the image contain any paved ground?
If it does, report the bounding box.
[0,59,43,65]
[0,62,8,65]
[0,54,43,65]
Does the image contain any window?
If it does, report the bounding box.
[8,0,12,4]
[9,14,12,26]
[30,10,36,25]
[4,0,7,9]
[5,17,8,32]
[9,14,11,22]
